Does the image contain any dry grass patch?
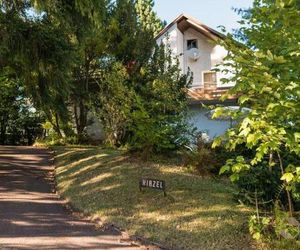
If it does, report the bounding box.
[54,146,256,250]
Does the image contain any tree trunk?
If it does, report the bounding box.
[79,99,87,135]
[277,151,293,217]
[0,122,6,145]
[0,115,8,145]
[54,113,63,138]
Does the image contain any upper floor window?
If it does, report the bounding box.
[203,71,217,88]
[187,39,198,50]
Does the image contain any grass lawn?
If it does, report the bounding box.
[54,146,256,250]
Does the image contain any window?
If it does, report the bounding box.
[203,72,217,88]
[187,39,198,50]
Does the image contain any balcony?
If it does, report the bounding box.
[187,85,236,104]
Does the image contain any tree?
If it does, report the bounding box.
[93,61,134,146]
[0,72,19,144]
[0,69,44,145]
[135,0,164,36]
[128,44,192,154]
[213,0,300,215]
[106,0,162,74]
[0,1,74,137]
[0,0,110,141]
[33,0,109,141]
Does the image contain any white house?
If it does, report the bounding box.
[156,14,237,140]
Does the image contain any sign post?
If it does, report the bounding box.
[139,178,166,196]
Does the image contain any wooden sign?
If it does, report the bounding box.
[139,178,166,196]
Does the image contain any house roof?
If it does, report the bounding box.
[155,14,226,41]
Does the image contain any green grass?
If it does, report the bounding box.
[54,146,256,250]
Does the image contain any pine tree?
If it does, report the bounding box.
[135,0,163,36]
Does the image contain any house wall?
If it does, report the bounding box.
[156,23,179,57]
[156,24,185,71]
[188,105,231,140]
[177,28,184,70]
[211,45,235,87]
[157,26,235,88]
[183,28,214,86]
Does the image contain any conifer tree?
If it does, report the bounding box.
[135,0,163,36]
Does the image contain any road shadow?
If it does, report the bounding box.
[0,146,139,249]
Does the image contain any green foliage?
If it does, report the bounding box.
[94,61,134,146]
[93,44,192,153]
[128,44,192,153]
[181,135,224,175]
[0,70,44,145]
[248,207,300,248]
[249,215,271,241]
[234,164,283,207]
[135,0,163,36]
[0,2,74,138]
[214,0,300,214]
[1,0,190,152]
[274,203,300,240]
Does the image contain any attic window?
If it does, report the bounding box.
[187,39,198,50]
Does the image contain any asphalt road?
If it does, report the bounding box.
[0,146,140,250]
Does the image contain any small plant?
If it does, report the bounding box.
[249,215,271,241]
[248,202,300,249]
[274,203,300,240]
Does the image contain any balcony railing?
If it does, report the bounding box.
[187,85,235,103]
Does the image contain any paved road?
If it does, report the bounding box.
[0,146,140,250]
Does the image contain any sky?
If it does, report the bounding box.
[153,0,253,32]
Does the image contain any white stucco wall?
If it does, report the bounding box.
[177,28,184,70]
[156,24,179,58]
[188,105,231,140]
[183,28,214,86]
[157,25,234,88]
[211,45,235,87]
[156,24,185,72]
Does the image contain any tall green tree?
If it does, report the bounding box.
[213,0,300,215]
[106,0,161,74]
[0,1,74,137]
[135,0,163,36]
[94,61,134,146]
[0,73,19,144]
[0,69,44,145]
[33,0,109,141]
[128,44,192,153]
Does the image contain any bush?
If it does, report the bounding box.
[182,135,230,175]
[234,163,283,209]
[233,149,300,211]
[183,136,298,212]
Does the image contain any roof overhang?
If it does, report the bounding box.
[155,14,226,41]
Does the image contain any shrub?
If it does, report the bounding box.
[234,163,283,209]
[182,141,216,175]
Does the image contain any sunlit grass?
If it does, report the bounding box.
[54,146,256,250]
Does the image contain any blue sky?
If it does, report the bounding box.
[153,0,253,32]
